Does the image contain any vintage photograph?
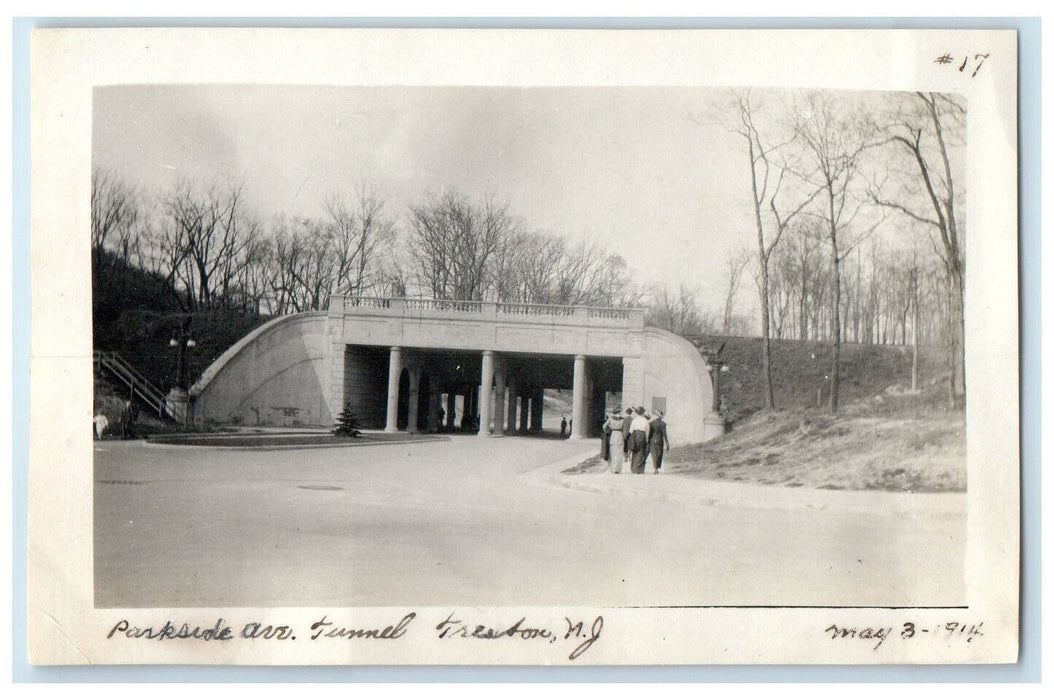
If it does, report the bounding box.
[28,28,1019,666]
[90,84,967,609]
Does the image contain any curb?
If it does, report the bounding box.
[140,435,450,452]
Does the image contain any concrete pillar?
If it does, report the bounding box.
[506,380,518,434]
[519,389,530,433]
[384,346,402,433]
[571,354,587,440]
[478,350,495,436]
[446,392,456,429]
[493,369,506,436]
[406,369,420,434]
[530,387,544,433]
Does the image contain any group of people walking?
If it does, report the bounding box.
[601,406,670,474]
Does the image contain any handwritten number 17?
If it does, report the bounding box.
[934,53,989,78]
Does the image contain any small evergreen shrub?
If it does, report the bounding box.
[332,404,362,437]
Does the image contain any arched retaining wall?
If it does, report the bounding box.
[190,312,331,428]
[627,328,713,447]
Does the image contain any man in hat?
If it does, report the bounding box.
[628,406,651,474]
[621,407,633,460]
[648,409,671,474]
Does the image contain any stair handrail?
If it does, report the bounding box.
[99,355,164,401]
[94,351,175,420]
[102,352,164,397]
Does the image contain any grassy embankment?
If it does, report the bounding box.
[567,336,965,493]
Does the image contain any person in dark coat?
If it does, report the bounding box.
[648,410,671,474]
[120,399,138,440]
[600,415,611,461]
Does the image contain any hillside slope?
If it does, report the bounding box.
[694,334,947,417]
[566,382,964,493]
[667,383,965,492]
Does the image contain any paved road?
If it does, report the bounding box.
[94,435,966,608]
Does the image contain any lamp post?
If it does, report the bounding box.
[165,318,196,426]
[704,360,730,413]
[169,333,197,390]
[692,339,729,442]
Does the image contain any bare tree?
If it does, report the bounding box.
[505,233,566,303]
[793,92,877,412]
[408,192,516,301]
[909,246,921,390]
[723,247,751,334]
[646,282,714,336]
[553,239,637,307]
[91,168,141,258]
[871,92,966,406]
[325,184,396,298]
[235,233,272,314]
[163,181,257,311]
[724,90,821,409]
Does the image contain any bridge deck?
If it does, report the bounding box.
[329,295,646,357]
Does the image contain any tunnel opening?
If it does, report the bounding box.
[342,344,624,439]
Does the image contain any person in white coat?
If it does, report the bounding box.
[603,409,626,474]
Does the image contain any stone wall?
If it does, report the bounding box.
[637,328,713,446]
[341,345,389,429]
[190,312,331,427]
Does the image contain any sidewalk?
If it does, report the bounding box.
[526,450,966,517]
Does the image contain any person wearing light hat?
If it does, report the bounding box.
[603,408,626,474]
[628,406,651,474]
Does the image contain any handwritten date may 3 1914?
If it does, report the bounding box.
[826,621,984,650]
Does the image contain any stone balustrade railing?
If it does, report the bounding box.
[496,301,576,317]
[332,295,644,328]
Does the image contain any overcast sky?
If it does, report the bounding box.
[93,85,915,317]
